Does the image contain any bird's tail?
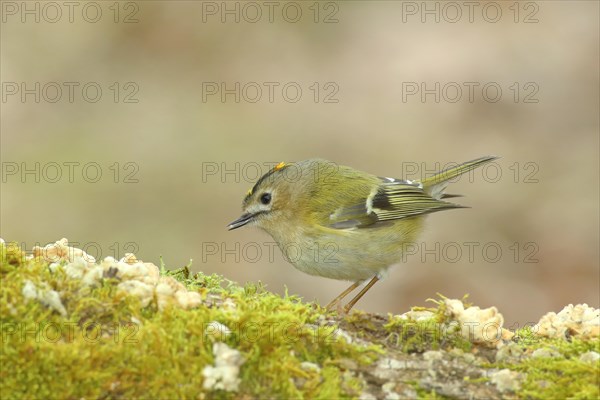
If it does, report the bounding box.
[420,156,498,199]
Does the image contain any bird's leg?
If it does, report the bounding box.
[325,280,362,311]
[343,275,380,313]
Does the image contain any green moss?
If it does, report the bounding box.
[0,241,27,272]
[1,241,598,398]
[384,297,599,398]
[0,242,379,399]
[384,316,470,353]
[498,327,600,399]
[382,295,473,354]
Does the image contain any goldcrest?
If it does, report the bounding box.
[228,156,497,312]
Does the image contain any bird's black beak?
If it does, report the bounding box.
[227,213,254,230]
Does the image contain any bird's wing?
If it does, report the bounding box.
[327,178,463,229]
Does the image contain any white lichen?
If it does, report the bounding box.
[358,391,377,400]
[533,304,599,340]
[490,368,523,393]
[442,298,514,348]
[21,279,67,317]
[398,309,435,322]
[202,342,245,392]
[423,350,444,361]
[28,238,203,312]
[579,351,600,364]
[21,280,38,300]
[299,361,321,373]
[531,348,561,359]
[82,265,104,287]
[222,297,237,311]
[64,256,88,279]
[381,382,402,400]
[495,342,525,363]
[117,280,155,307]
[32,238,96,266]
[333,328,353,344]
[48,262,61,273]
[155,276,186,310]
[175,290,203,309]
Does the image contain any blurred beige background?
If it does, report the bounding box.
[1,1,598,326]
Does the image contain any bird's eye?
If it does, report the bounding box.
[260,193,271,205]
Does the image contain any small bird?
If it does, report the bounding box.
[228,156,497,312]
